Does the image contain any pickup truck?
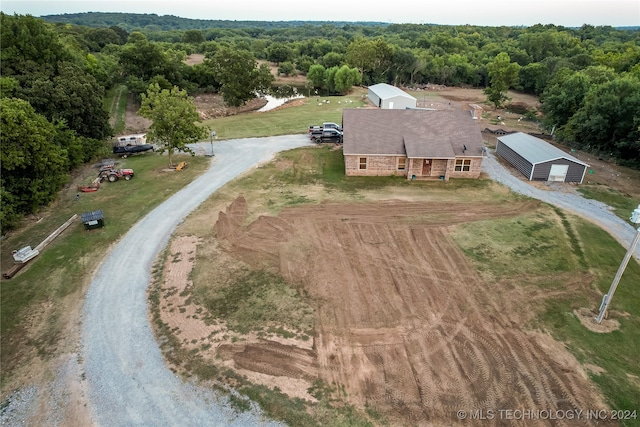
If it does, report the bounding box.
[308,122,342,133]
[310,128,343,144]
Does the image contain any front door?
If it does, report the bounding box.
[422,159,431,176]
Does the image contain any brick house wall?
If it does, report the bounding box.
[345,155,408,177]
[346,155,483,179]
[448,157,483,178]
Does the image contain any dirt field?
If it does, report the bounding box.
[159,196,609,426]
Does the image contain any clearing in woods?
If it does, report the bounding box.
[158,194,608,425]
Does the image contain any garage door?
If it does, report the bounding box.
[548,164,569,182]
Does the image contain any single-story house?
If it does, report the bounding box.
[367,83,417,110]
[343,109,485,180]
[496,132,589,183]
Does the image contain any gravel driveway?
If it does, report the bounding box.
[483,150,640,261]
[82,135,310,426]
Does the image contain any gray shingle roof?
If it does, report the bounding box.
[368,83,417,101]
[342,109,483,158]
[497,133,589,166]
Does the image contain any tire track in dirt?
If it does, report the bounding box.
[209,198,610,425]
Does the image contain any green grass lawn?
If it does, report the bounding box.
[578,184,640,223]
[202,94,368,140]
[0,153,209,387]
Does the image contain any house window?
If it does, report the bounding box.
[359,157,367,170]
[397,157,406,170]
[455,159,471,172]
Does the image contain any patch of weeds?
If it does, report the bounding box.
[199,269,314,334]
[228,393,252,413]
[281,191,311,205]
[267,326,296,339]
[365,403,389,425]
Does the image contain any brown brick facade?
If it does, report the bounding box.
[345,155,409,177]
[347,155,483,180]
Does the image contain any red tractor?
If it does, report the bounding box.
[98,167,134,182]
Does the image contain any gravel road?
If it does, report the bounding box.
[483,150,640,261]
[82,135,310,426]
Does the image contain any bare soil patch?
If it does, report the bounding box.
[161,196,609,426]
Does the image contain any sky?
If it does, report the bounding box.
[1,0,639,27]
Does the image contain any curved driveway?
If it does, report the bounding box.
[82,135,310,426]
[82,138,638,426]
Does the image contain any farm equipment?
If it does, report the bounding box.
[98,167,134,182]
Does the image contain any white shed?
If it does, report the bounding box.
[367,83,417,110]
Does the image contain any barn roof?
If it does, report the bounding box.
[342,109,483,157]
[368,83,416,101]
[497,133,589,166]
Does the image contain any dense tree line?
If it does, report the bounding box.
[2,13,639,233]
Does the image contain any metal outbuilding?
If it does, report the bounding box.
[496,132,589,183]
[367,83,417,110]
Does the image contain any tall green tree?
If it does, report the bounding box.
[208,46,273,107]
[563,76,640,165]
[266,42,293,64]
[484,52,520,109]
[1,98,69,232]
[182,30,205,44]
[24,62,112,140]
[333,65,361,94]
[306,64,326,90]
[138,83,208,166]
[346,38,393,84]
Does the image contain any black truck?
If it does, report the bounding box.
[309,128,343,144]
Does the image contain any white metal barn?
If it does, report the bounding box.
[496,132,589,183]
[367,83,417,110]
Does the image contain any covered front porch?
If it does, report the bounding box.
[407,157,452,180]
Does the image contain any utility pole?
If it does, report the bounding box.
[595,204,640,323]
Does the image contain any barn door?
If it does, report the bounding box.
[549,164,569,182]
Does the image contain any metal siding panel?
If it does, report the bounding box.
[532,162,551,180]
[536,159,586,182]
[565,163,586,182]
[496,141,534,179]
